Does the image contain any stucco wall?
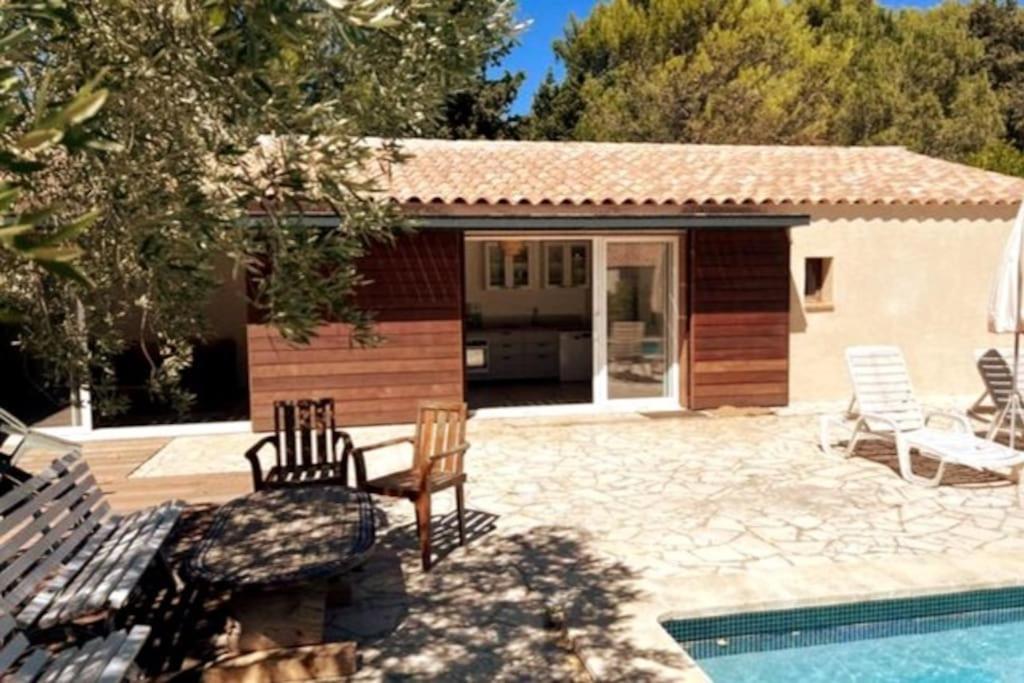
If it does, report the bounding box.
[788,204,1019,402]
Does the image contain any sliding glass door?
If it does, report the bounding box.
[593,237,678,407]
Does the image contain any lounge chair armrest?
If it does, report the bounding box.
[352,436,414,456]
[924,409,972,433]
[819,414,851,455]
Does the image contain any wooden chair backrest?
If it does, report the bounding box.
[845,346,925,432]
[412,402,468,475]
[609,321,645,358]
[0,452,109,620]
[273,399,340,470]
[976,348,1023,410]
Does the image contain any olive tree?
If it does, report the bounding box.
[0,0,515,416]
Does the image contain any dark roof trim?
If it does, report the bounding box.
[253,213,811,230]
[408,214,811,230]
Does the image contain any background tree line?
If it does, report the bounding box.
[452,0,1024,177]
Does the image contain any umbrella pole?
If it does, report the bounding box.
[1015,229,1024,451]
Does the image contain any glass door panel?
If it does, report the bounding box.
[605,242,671,400]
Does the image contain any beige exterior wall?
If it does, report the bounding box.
[788,204,1019,402]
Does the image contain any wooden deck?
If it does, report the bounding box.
[17,438,251,512]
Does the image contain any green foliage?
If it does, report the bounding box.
[426,68,525,140]
[968,0,1024,150]
[524,0,1010,165]
[0,0,515,416]
[0,5,112,322]
[969,138,1024,175]
[420,30,527,140]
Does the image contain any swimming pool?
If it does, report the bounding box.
[663,587,1024,682]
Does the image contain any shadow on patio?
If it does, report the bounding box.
[132,501,683,681]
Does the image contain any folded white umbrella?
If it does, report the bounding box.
[989,203,1024,333]
[987,202,1024,447]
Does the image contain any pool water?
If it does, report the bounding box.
[663,588,1024,683]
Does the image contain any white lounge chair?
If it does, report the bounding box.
[968,348,1024,441]
[820,346,1024,502]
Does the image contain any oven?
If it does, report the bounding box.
[465,338,489,376]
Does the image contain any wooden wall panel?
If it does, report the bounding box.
[690,229,790,409]
[248,231,464,429]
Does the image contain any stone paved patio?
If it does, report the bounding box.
[132,410,1024,680]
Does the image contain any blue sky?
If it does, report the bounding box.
[499,0,939,115]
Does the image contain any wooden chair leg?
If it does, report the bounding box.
[415,493,432,571]
[455,485,466,546]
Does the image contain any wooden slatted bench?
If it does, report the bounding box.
[0,610,150,682]
[0,451,183,630]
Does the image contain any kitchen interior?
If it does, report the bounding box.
[464,238,593,408]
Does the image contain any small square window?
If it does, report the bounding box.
[805,257,834,311]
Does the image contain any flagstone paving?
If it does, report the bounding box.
[127,410,1024,680]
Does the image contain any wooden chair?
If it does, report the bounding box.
[245,399,354,492]
[351,402,469,571]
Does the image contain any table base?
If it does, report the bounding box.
[227,581,352,654]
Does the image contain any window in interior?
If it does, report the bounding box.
[545,243,565,287]
[570,244,589,287]
[511,244,530,288]
[485,243,506,289]
[485,241,531,289]
[544,242,590,288]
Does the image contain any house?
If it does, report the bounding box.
[17,139,1024,435]
[245,139,1024,430]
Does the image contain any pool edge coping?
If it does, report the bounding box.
[571,550,1024,682]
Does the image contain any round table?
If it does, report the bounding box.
[189,486,376,652]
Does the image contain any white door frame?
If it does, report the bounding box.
[592,235,680,411]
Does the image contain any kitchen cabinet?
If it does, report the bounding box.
[466,329,562,381]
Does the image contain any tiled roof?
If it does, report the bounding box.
[373,139,1024,207]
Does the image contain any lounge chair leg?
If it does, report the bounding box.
[415,494,432,572]
[1014,465,1024,508]
[897,440,946,487]
[455,485,466,546]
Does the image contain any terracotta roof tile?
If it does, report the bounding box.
[372,139,1024,207]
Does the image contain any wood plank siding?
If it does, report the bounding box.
[689,229,790,409]
[247,230,465,429]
